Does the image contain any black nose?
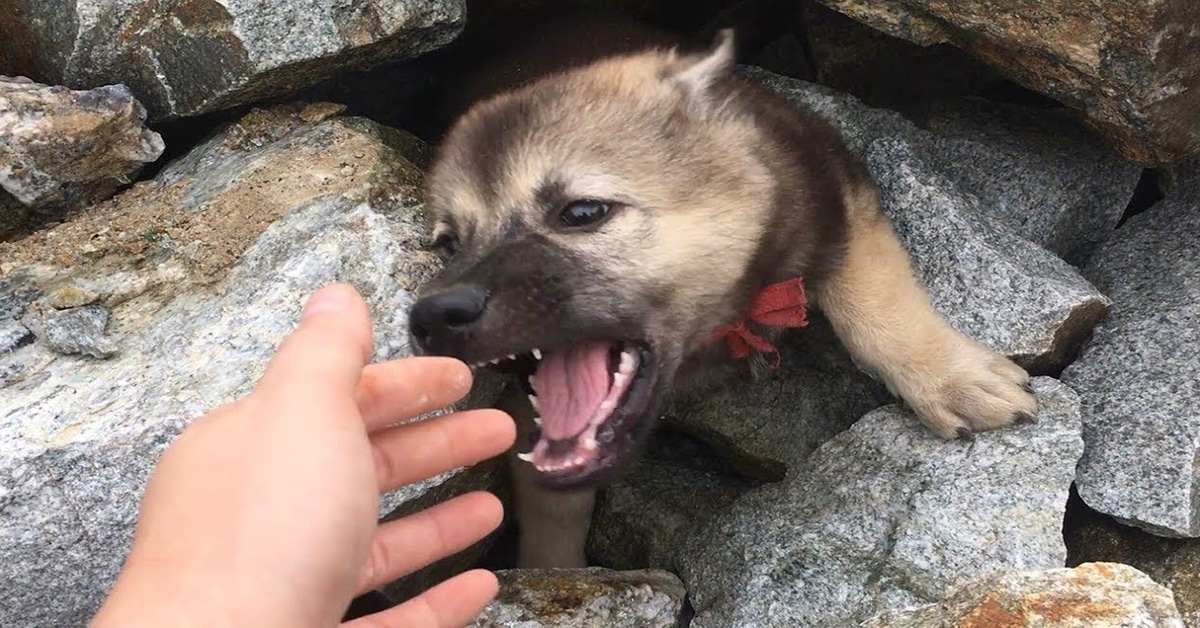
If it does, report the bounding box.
[409,285,489,351]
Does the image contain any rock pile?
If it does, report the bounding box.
[2,1,1198,626]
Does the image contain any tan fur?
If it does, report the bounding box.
[417,28,1037,569]
[810,182,1037,439]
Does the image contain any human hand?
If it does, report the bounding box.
[91,283,516,628]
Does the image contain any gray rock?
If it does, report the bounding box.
[912,97,1144,266]
[469,567,689,628]
[1061,171,1200,538]
[586,429,758,572]
[865,562,1185,627]
[678,377,1084,628]
[23,304,117,359]
[866,137,1111,373]
[0,276,39,321]
[664,315,891,480]
[742,66,1112,374]
[743,66,1143,267]
[0,105,501,627]
[0,1,466,121]
[0,319,33,354]
[0,76,164,213]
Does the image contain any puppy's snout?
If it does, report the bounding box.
[409,285,489,352]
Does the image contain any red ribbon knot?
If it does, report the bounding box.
[708,277,809,368]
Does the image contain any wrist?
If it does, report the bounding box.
[90,559,312,628]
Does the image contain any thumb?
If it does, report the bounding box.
[256,283,375,400]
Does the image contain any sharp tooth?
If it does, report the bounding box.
[507,353,516,361]
[572,456,585,466]
[528,395,539,410]
[532,348,542,360]
[600,400,616,412]
[613,372,628,389]
[533,416,542,427]
[528,376,536,391]
[582,437,598,450]
[619,350,635,373]
[516,452,533,462]
[489,358,500,365]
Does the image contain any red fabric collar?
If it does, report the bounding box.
[707,277,809,368]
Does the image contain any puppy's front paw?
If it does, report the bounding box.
[894,333,1038,440]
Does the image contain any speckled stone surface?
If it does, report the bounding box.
[0,76,163,216]
[0,0,466,120]
[678,377,1084,627]
[1062,171,1200,538]
[864,562,1184,628]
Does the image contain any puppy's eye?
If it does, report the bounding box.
[428,233,460,259]
[559,200,613,228]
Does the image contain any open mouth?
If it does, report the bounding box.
[470,339,657,487]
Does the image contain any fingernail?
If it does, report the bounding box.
[302,285,355,319]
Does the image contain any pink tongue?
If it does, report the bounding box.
[532,340,614,440]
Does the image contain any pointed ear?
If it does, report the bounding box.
[662,28,736,110]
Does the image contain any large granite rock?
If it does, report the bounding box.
[1061,170,1200,538]
[1066,496,1200,628]
[468,567,689,628]
[865,562,1185,628]
[0,0,466,121]
[746,64,1142,267]
[808,0,1200,166]
[910,97,1144,267]
[678,377,1084,627]
[0,103,502,627]
[1,76,164,236]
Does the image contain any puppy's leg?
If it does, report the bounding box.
[495,382,595,568]
[810,184,1037,439]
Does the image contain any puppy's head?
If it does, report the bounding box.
[409,31,774,489]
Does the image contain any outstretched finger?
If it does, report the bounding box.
[371,409,515,493]
[355,491,503,594]
[342,569,499,628]
[256,283,375,403]
[355,357,473,430]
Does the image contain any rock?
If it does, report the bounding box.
[0,103,502,627]
[0,76,164,216]
[468,567,689,628]
[678,377,1084,627]
[585,427,758,571]
[0,319,33,354]
[664,315,891,480]
[22,304,117,359]
[864,562,1185,628]
[807,0,1200,166]
[1060,170,1200,538]
[909,97,1144,266]
[0,1,466,121]
[1066,494,1200,627]
[743,66,1112,373]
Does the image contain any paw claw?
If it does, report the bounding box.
[885,332,1037,439]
